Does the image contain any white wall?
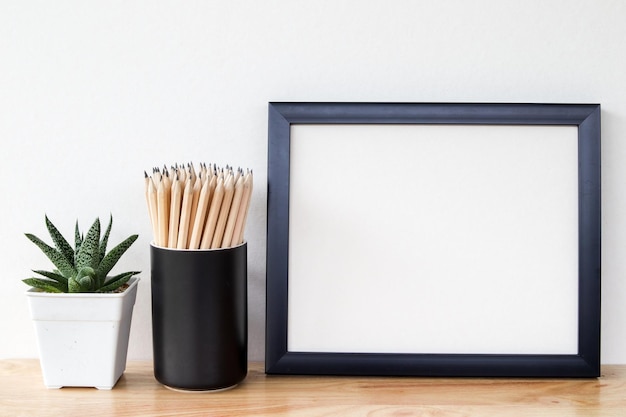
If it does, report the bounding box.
[1,0,624,364]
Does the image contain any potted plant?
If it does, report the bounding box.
[23,215,140,389]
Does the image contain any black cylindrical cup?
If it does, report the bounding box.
[150,243,247,391]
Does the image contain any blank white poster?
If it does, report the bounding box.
[287,124,579,355]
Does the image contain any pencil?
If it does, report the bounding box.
[221,174,244,248]
[144,171,154,234]
[233,170,253,245]
[153,166,161,183]
[186,174,202,247]
[210,173,235,249]
[162,168,172,239]
[147,176,159,245]
[232,167,241,185]
[177,177,194,249]
[156,177,169,247]
[177,165,186,184]
[188,162,197,184]
[188,176,211,249]
[167,174,183,248]
[200,175,225,249]
[144,170,150,199]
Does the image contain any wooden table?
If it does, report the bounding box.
[1,360,625,416]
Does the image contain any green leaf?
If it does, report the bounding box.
[32,270,69,292]
[97,271,137,293]
[22,278,64,293]
[32,269,68,283]
[103,270,139,286]
[67,267,97,292]
[78,275,95,291]
[68,276,81,293]
[45,216,74,266]
[97,234,138,281]
[97,215,113,287]
[75,218,100,271]
[74,221,82,260]
[99,214,112,264]
[25,233,76,279]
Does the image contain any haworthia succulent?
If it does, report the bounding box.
[23,216,139,293]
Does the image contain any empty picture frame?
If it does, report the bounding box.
[266,102,601,377]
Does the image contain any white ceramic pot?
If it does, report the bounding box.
[26,277,139,389]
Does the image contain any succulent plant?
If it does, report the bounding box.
[23,215,139,293]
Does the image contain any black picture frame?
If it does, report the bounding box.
[266,102,601,377]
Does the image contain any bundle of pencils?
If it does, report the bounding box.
[144,163,253,249]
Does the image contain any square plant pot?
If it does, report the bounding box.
[26,277,139,389]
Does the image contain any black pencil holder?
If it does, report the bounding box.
[150,243,247,391]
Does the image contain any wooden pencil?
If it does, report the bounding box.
[144,171,154,234]
[153,167,162,183]
[221,174,245,248]
[186,174,203,247]
[147,176,159,245]
[200,175,225,249]
[188,162,197,184]
[233,170,253,245]
[188,176,211,249]
[156,177,169,247]
[176,178,193,249]
[210,174,235,249]
[167,174,183,248]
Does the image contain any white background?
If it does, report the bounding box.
[1,0,624,363]
[288,124,579,354]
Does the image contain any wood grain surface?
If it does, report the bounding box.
[1,360,624,416]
